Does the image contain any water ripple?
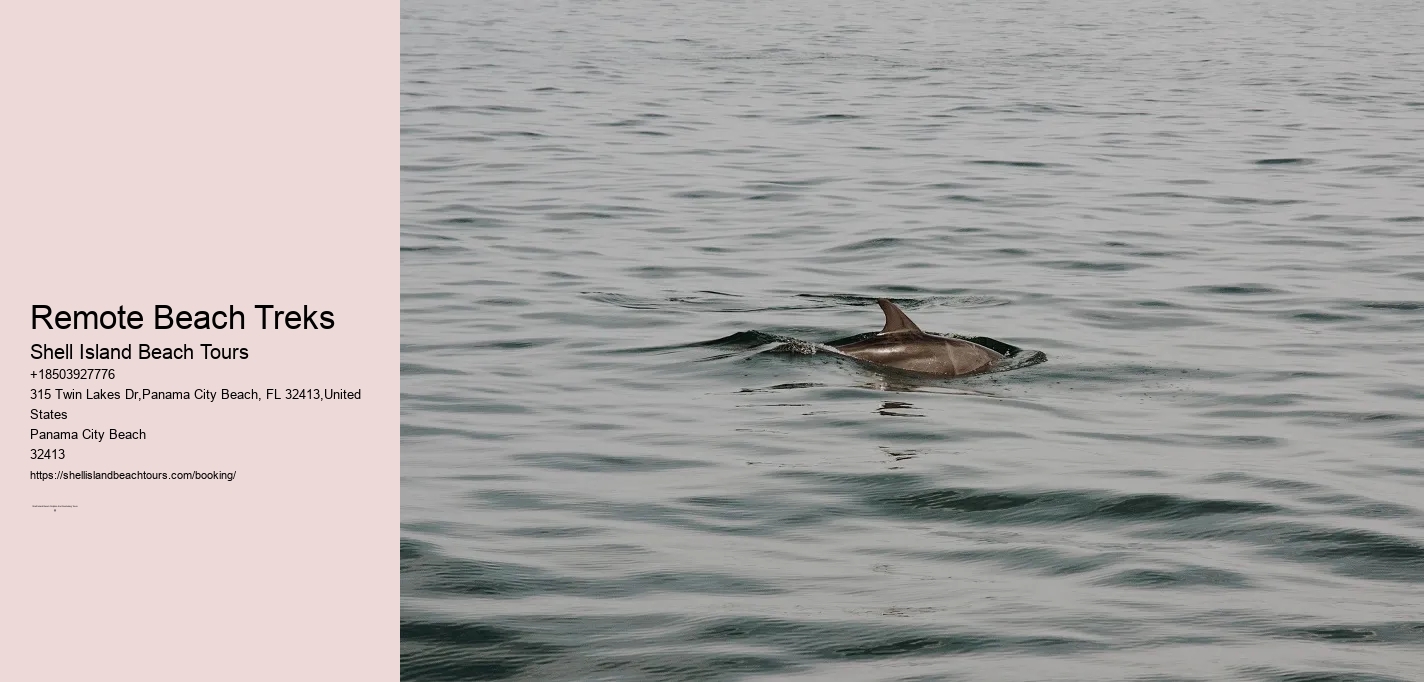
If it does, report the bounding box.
[403,0,1424,678]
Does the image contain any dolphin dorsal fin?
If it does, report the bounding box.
[876,298,922,334]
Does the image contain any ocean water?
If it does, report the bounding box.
[400,1,1424,679]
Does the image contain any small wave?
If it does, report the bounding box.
[826,236,915,252]
[690,616,1097,660]
[969,159,1063,168]
[1038,260,1144,272]
[1184,283,1284,296]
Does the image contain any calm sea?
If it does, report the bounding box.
[401,1,1424,679]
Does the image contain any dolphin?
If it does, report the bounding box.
[832,299,1004,377]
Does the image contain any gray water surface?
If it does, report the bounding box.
[401,1,1424,679]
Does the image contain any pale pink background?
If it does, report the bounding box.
[0,2,396,679]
